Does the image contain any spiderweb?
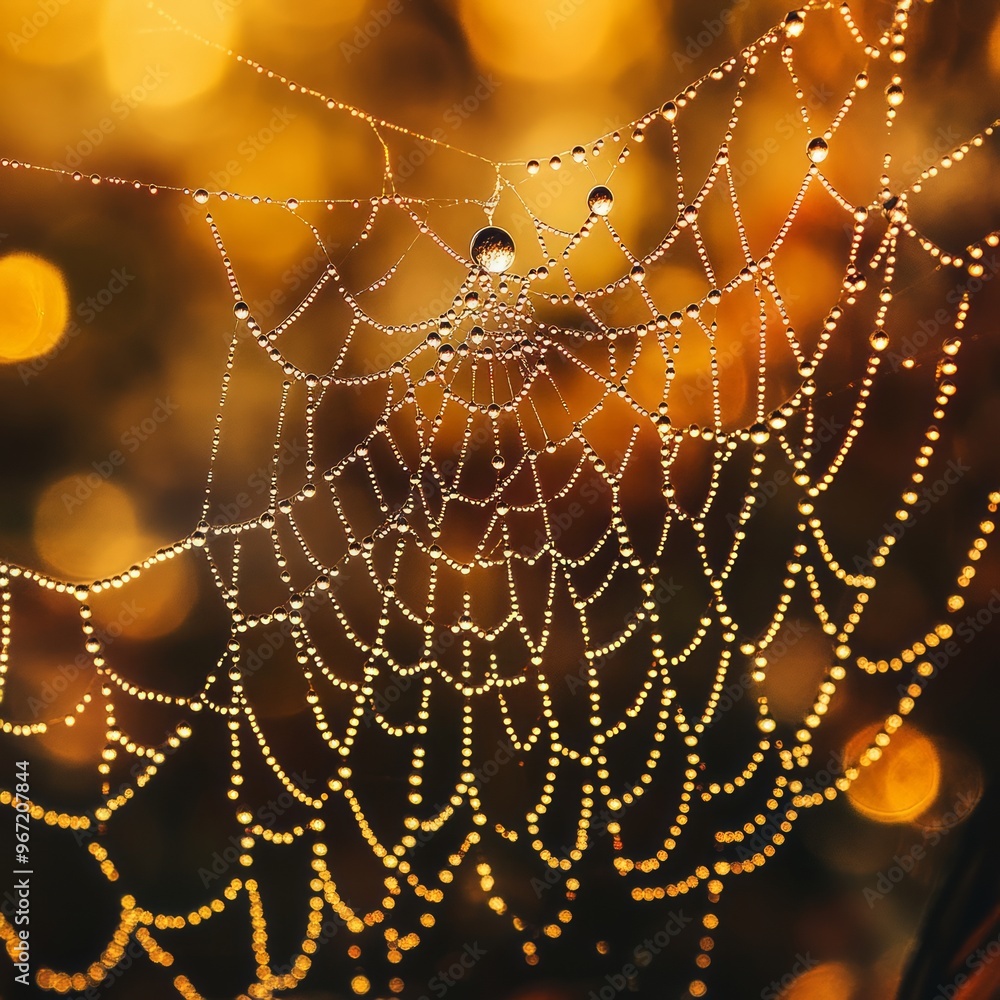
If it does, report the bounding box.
[2,1,1000,997]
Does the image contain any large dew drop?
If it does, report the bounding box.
[471,227,516,274]
[588,185,614,217]
[806,137,829,163]
[784,10,805,38]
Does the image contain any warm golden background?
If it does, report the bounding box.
[1,1,1000,998]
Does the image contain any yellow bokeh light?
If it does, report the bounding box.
[458,0,666,83]
[781,961,858,999]
[844,723,941,824]
[3,0,101,65]
[184,115,331,265]
[33,476,146,580]
[0,252,69,363]
[101,0,237,109]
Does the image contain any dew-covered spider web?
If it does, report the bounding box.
[2,1,1000,997]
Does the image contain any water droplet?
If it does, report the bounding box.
[549,155,562,170]
[471,227,516,274]
[885,84,904,107]
[856,72,869,90]
[784,10,806,37]
[660,101,677,122]
[869,330,889,351]
[526,160,540,175]
[572,146,587,162]
[193,188,210,205]
[630,264,646,284]
[491,454,506,470]
[286,197,300,210]
[806,137,828,163]
[588,185,614,217]
[233,301,250,320]
[438,344,456,363]
[750,423,770,445]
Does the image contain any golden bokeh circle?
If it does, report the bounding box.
[101,0,237,109]
[458,0,666,83]
[782,961,858,999]
[33,476,145,581]
[0,252,70,363]
[844,723,941,824]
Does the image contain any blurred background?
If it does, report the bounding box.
[1,1,999,998]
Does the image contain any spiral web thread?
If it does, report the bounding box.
[2,2,1000,997]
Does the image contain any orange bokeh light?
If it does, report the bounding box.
[844,722,941,825]
[33,476,145,580]
[0,252,69,363]
[781,961,858,999]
